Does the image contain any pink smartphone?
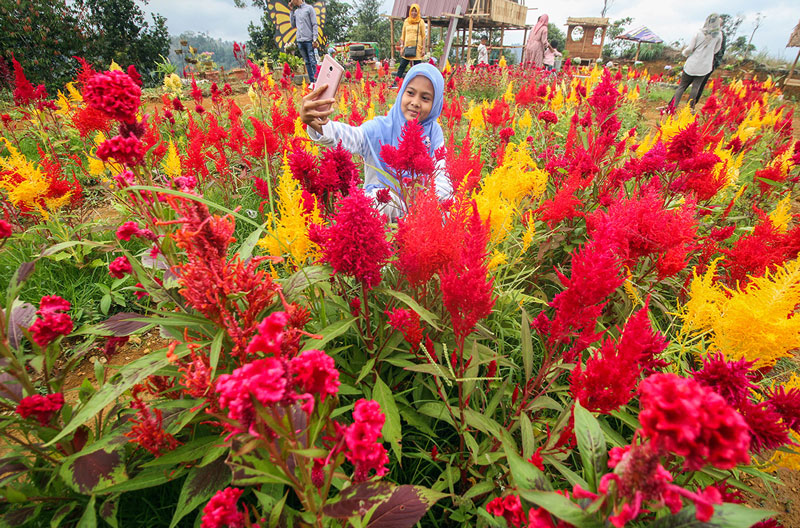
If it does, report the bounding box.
[315,54,344,113]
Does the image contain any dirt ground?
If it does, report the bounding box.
[743,467,800,526]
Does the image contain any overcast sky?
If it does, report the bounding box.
[143,0,799,61]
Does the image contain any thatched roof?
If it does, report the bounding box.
[788,19,800,48]
[566,17,609,27]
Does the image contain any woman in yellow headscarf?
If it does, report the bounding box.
[395,4,427,81]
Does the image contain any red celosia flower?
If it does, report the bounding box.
[375,188,392,203]
[443,132,483,193]
[638,373,750,470]
[126,386,180,456]
[11,57,47,106]
[109,255,133,278]
[537,110,558,125]
[395,188,460,287]
[126,65,143,87]
[767,385,800,432]
[29,296,73,347]
[289,349,340,401]
[216,358,287,435]
[439,203,495,350]
[666,123,702,161]
[692,354,757,407]
[345,399,388,481]
[245,311,288,357]
[201,487,245,528]
[71,105,112,138]
[103,336,129,358]
[116,221,141,241]
[316,190,392,289]
[96,134,144,166]
[247,116,280,159]
[738,400,791,453]
[16,393,64,425]
[483,98,511,129]
[486,495,526,527]
[318,142,361,196]
[0,220,12,238]
[587,69,621,122]
[379,119,435,181]
[536,176,584,228]
[386,308,423,352]
[84,70,141,123]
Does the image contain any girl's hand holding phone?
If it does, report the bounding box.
[300,84,336,134]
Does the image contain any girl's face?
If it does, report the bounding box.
[411,7,418,16]
[401,75,434,122]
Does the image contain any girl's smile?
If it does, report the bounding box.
[401,76,434,122]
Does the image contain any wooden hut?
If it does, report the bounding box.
[786,19,800,90]
[564,17,609,62]
[389,0,533,64]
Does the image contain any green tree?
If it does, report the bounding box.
[247,11,280,60]
[350,0,391,54]
[324,0,353,44]
[78,0,169,83]
[548,23,566,52]
[601,16,633,60]
[170,31,239,71]
[0,0,92,89]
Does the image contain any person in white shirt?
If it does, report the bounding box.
[669,13,722,109]
[477,37,489,65]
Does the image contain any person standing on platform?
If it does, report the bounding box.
[290,0,319,83]
[524,14,549,68]
[396,4,427,81]
[669,13,722,110]
[477,37,489,65]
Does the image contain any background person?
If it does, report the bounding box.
[669,13,722,110]
[477,37,489,65]
[395,4,427,82]
[543,39,562,71]
[523,14,549,68]
[290,0,319,83]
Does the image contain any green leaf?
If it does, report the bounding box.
[520,309,533,382]
[100,467,188,494]
[520,412,535,459]
[518,489,602,528]
[142,436,222,468]
[170,456,231,528]
[238,221,268,260]
[269,491,289,528]
[127,186,261,227]
[541,454,589,490]
[373,375,402,462]
[463,409,502,437]
[50,502,77,528]
[648,503,775,527]
[302,317,356,352]
[416,402,455,427]
[281,266,330,300]
[573,402,606,492]
[76,496,96,528]
[209,327,225,378]
[100,294,112,315]
[47,346,188,445]
[376,288,441,331]
[504,444,549,491]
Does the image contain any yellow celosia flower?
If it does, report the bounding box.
[367,102,375,121]
[164,73,182,95]
[712,140,744,188]
[625,84,640,102]
[465,101,485,130]
[0,139,70,219]
[518,109,532,132]
[520,220,536,253]
[473,142,547,245]
[66,82,83,103]
[503,81,514,103]
[109,60,122,71]
[257,157,324,266]
[657,104,695,144]
[623,267,642,305]
[54,90,72,116]
[88,156,106,177]
[487,251,507,271]
[162,140,182,178]
[550,89,564,112]
[498,55,507,68]
[770,196,792,233]
[247,84,258,105]
[680,259,800,369]
[294,116,307,138]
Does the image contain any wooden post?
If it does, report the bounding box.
[786,48,800,85]
[467,16,474,63]
[522,26,527,62]
[390,18,395,62]
[634,41,641,61]
[427,17,432,54]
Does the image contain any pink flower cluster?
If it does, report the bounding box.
[386,308,423,352]
[96,135,144,167]
[216,312,340,435]
[201,487,245,528]
[345,399,389,481]
[116,221,155,241]
[16,393,64,425]
[84,70,142,123]
[638,373,750,470]
[109,255,133,278]
[28,295,73,347]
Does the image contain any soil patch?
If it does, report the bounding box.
[743,467,800,526]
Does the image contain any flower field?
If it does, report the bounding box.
[1,56,800,527]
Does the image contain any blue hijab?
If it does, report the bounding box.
[361,63,444,184]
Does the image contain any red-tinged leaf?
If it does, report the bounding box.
[7,301,36,349]
[0,358,23,402]
[367,485,446,528]
[59,443,128,494]
[169,456,231,528]
[96,312,151,336]
[323,481,394,519]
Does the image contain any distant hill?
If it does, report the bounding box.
[168,32,240,71]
